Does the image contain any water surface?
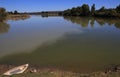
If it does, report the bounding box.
[0,16,120,73]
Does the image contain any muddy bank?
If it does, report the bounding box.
[0,64,120,77]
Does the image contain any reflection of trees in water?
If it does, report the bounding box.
[0,22,10,34]
[90,18,94,28]
[115,22,120,29]
[95,18,120,29]
[63,16,120,29]
[64,16,90,28]
[95,18,106,26]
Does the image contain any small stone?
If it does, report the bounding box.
[30,68,37,73]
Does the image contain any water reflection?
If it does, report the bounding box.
[95,18,120,28]
[0,16,120,73]
[63,16,120,29]
[0,22,10,34]
[0,16,81,57]
[64,17,90,28]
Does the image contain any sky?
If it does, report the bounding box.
[0,0,120,12]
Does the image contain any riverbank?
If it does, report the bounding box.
[7,14,30,21]
[0,64,120,77]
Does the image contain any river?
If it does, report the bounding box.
[0,15,120,73]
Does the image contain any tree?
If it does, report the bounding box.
[71,7,77,16]
[116,4,120,13]
[0,8,7,22]
[98,6,106,12]
[81,4,90,16]
[14,10,18,14]
[91,4,95,15]
[8,11,13,14]
[0,8,6,13]
[63,4,90,16]
[104,9,117,17]
[63,9,71,16]
[75,7,82,16]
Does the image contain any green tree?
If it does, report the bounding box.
[91,4,95,15]
[116,4,120,13]
[0,8,7,22]
[71,7,77,16]
[8,11,13,14]
[14,10,18,14]
[63,9,71,16]
[98,6,106,12]
[75,7,82,16]
[63,4,90,16]
[81,4,90,16]
[105,9,117,17]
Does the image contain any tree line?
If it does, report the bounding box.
[63,4,120,18]
[8,10,20,14]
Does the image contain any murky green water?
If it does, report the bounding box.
[0,16,120,73]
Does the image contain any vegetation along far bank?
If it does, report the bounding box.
[1,4,120,20]
[63,4,120,18]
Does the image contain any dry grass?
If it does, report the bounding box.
[7,14,30,20]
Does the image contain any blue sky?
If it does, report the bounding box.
[0,0,120,12]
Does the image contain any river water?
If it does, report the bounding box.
[0,16,120,73]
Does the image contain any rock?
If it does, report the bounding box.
[30,68,37,73]
[114,65,120,72]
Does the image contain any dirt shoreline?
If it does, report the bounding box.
[0,64,120,77]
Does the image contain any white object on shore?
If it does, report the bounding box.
[3,64,29,76]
